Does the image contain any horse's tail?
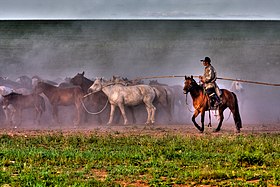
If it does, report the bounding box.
[163,88,171,117]
[232,92,242,128]
[152,87,159,103]
[166,88,175,119]
[164,88,169,106]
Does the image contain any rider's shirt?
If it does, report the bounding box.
[203,65,217,90]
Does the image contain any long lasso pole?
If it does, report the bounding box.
[134,75,280,87]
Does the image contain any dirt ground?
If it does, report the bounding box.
[1,122,280,137]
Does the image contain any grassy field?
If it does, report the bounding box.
[0,132,280,186]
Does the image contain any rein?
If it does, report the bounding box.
[80,95,109,115]
[82,82,117,98]
[79,81,118,115]
[185,94,194,113]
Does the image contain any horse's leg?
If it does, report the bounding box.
[34,107,39,125]
[3,105,12,126]
[52,105,60,124]
[108,104,116,125]
[214,108,225,132]
[18,109,22,127]
[84,109,89,124]
[128,106,136,124]
[146,106,152,125]
[192,110,203,132]
[74,102,81,127]
[37,108,42,126]
[3,106,9,125]
[118,104,128,125]
[208,110,212,127]
[163,103,173,122]
[144,103,156,125]
[9,105,16,128]
[150,105,156,124]
[200,110,206,132]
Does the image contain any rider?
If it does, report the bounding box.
[199,57,222,107]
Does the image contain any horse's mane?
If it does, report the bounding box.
[190,77,203,90]
[81,74,93,83]
[3,92,22,97]
[149,80,168,86]
[32,75,41,80]
[38,81,58,88]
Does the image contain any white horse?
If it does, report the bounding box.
[230,81,246,112]
[88,78,157,125]
[230,81,244,93]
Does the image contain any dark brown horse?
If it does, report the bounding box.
[34,81,84,126]
[148,80,175,122]
[183,76,242,133]
[2,92,46,126]
[70,72,110,124]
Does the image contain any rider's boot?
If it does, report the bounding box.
[213,94,222,107]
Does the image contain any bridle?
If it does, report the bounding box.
[84,81,114,98]
[183,79,196,95]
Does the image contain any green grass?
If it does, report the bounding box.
[0,133,280,186]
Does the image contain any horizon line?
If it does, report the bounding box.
[0,18,280,21]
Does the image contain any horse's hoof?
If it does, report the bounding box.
[199,128,204,133]
[207,123,212,127]
[235,129,241,133]
[213,129,220,133]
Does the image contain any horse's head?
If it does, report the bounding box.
[70,71,85,85]
[88,78,103,93]
[183,75,198,94]
[149,80,157,85]
[33,81,45,94]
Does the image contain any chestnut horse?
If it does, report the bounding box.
[183,76,242,133]
[34,81,84,126]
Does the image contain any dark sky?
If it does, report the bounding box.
[0,0,279,20]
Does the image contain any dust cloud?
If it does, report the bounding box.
[0,20,279,127]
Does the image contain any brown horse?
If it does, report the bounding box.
[34,81,84,126]
[2,92,45,126]
[183,76,242,133]
[70,72,110,124]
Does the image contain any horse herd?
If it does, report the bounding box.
[0,72,186,126]
[0,72,243,133]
